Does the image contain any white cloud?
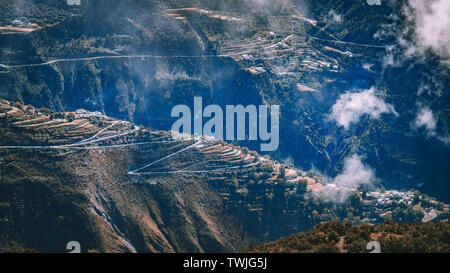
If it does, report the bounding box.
[405,0,450,59]
[313,155,377,203]
[412,107,450,145]
[413,107,437,136]
[333,155,376,188]
[438,135,450,145]
[328,10,342,23]
[329,88,397,129]
[375,0,450,67]
[362,63,374,72]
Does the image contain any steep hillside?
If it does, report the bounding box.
[1,100,448,252]
[0,0,448,205]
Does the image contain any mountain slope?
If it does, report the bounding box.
[0,0,448,204]
[1,100,448,252]
[246,221,450,253]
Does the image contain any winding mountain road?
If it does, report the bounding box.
[0,34,303,69]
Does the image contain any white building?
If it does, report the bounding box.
[12,19,24,27]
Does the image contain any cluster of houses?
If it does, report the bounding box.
[75,109,103,119]
[11,19,38,29]
[241,54,254,61]
[366,190,415,207]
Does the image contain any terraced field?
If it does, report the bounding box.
[0,99,313,188]
[0,100,146,147]
[1,98,448,253]
[157,6,354,98]
[0,99,328,252]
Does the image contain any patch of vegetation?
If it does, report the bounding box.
[246,221,450,253]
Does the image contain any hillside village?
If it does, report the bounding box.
[1,98,448,228]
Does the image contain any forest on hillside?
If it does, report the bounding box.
[246,221,450,253]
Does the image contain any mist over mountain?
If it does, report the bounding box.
[0,0,449,253]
